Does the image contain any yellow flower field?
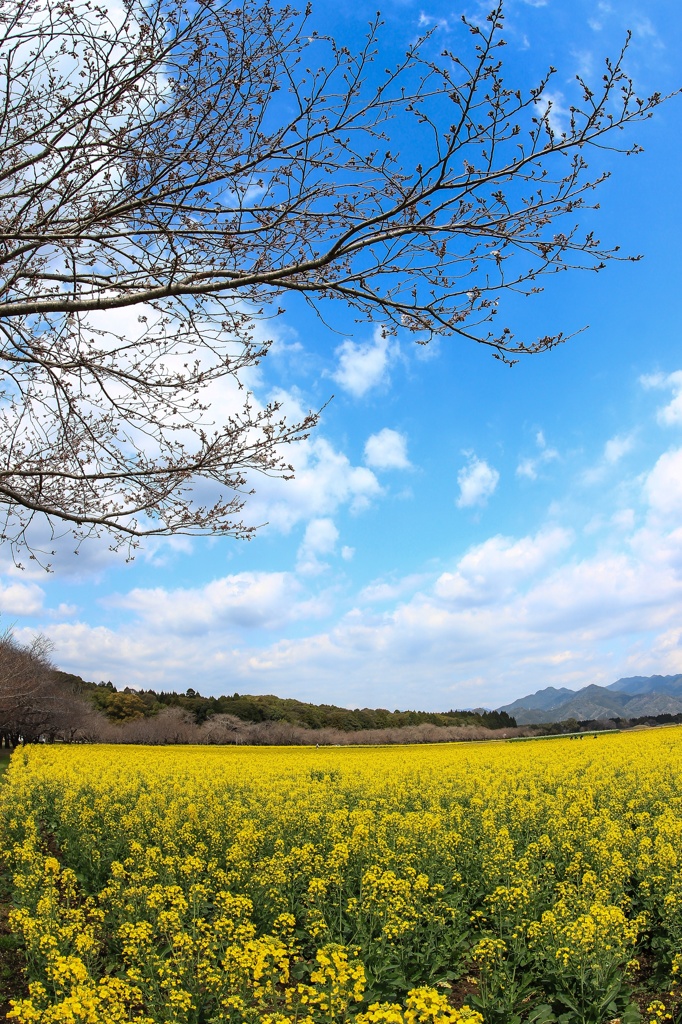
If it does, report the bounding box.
[2,730,682,1024]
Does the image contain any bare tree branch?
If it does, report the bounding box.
[0,0,670,561]
[0,628,92,743]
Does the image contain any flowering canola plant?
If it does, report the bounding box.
[2,729,682,1023]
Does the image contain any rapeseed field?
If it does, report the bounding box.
[2,730,682,1024]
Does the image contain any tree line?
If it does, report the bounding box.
[0,630,517,746]
[81,678,518,732]
[5,632,682,749]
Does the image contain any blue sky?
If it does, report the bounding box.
[7,0,682,710]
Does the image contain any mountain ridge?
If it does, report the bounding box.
[607,674,682,696]
[497,676,682,724]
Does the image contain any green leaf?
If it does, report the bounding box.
[597,979,624,1009]
[553,991,580,1014]
[527,1004,557,1024]
[622,1002,643,1024]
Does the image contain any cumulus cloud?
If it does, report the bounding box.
[364,429,411,470]
[0,580,45,615]
[180,383,384,533]
[434,528,573,605]
[642,370,682,427]
[516,430,559,480]
[456,456,499,508]
[28,622,153,683]
[582,433,636,485]
[26,375,682,711]
[612,508,636,533]
[644,448,682,520]
[331,328,395,397]
[297,518,340,575]
[534,90,571,136]
[604,434,635,464]
[36,491,682,709]
[232,519,682,708]
[516,459,538,480]
[106,570,322,635]
[359,573,430,604]
[245,436,382,532]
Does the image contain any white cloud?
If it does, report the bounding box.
[106,571,321,634]
[642,370,682,427]
[604,433,635,464]
[364,429,411,470]
[26,376,682,711]
[534,90,571,137]
[516,430,559,480]
[230,519,682,708]
[435,528,573,605]
[582,433,636,484]
[246,436,382,532]
[297,518,339,575]
[572,49,595,78]
[588,1,612,31]
[3,264,393,571]
[331,327,395,398]
[456,456,499,508]
[35,475,682,709]
[644,448,682,520]
[0,580,45,615]
[417,11,451,30]
[341,546,355,561]
[516,459,538,480]
[48,603,79,619]
[612,508,636,532]
[0,306,319,574]
[359,573,430,604]
[632,15,662,45]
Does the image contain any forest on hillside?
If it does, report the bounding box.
[0,630,518,747]
[75,676,516,731]
[4,632,682,748]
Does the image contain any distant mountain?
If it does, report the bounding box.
[499,686,575,714]
[608,674,682,696]
[497,676,682,725]
[623,692,682,716]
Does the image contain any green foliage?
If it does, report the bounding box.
[72,676,518,731]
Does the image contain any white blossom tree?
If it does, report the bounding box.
[0,0,665,562]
